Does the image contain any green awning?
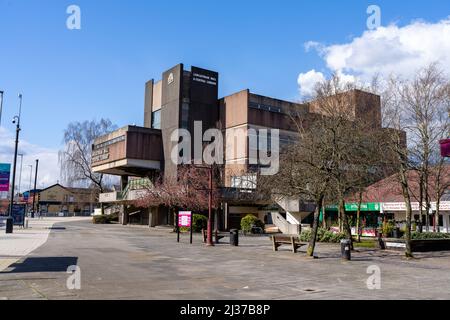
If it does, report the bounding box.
[324,202,381,212]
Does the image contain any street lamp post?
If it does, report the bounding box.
[0,90,4,127]
[207,165,213,246]
[190,164,214,247]
[31,159,39,218]
[28,164,33,215]
[18,154,24,200]
[7,94,23,234]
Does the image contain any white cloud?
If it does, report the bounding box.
[0,126,60,191]
[299,17,450,95]
[297,69,325,98]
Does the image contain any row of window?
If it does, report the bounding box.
[249,102,282,114]
[151,103,190,130]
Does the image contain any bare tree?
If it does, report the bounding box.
[265,118,331,257]
[59,119,117,213]
[135,165,222,225]
[308,75,384,249]
[401,64,449,232]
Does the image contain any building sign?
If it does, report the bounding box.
[0,163,11,192]
[92,147,110,163]
[178,211,192,227]
[92,135,125,164]
[192,72,217,86]
[431,202,450,211]
[168,73,174,85]
[326,202,380,212]
[380,202,450,212]
[382,202,421,212]
[11,204,26,226]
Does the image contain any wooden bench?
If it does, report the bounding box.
[271,235,307,253]
[202,229,230,244]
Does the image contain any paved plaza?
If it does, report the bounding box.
[1,219,450,300]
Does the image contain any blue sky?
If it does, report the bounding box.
[0,0,449,186]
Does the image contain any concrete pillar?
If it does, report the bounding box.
[121,205,129,226]
[121,175,129,191]
[214,209,218,231]
[224,202,229,231]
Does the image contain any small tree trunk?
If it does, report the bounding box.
[435,196,440,233]
[356,192,363,243]
[339,198,353,250]
[307,198,323,257]
[321,199,327,229]
[419,176,424,233]
[400,170,413,258]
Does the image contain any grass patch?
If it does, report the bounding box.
[353,239,377,248]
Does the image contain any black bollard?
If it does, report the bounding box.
[5,217,13,234]
[230,229,239,246]
[340,239,351,260]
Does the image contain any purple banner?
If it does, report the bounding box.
[0,163,11,192]
[441,139,450,157]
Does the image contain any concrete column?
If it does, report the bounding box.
[121,175,129,191]
[224,203,229,231]
[121,205,129,226]
[214,209,218,231]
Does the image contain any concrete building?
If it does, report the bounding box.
[92,63,386,231]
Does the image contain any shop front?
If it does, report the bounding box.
[382,201,450,233]
[322,202,383,237]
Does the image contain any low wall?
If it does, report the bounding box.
[383,239,450,252]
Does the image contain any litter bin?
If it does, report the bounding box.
[5,217,13,234]
[340,239,351,260]
[230,229,239,246]
[392,227,400,239]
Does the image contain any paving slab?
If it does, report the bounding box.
[1,219,450,299]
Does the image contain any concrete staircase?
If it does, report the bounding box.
[270,197,316,235]
[270,212,300,235]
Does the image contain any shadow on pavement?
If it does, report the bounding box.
[3,257,78,274]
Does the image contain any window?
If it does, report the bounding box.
[231,175,257,189]
[152,110,161,129]
[248,102,282,113]
[181,103,189,129]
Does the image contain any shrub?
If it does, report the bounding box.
[410,232,450,240]
[192,214,208,232]
[93,215,111,224]
[300,228,346,243]
[382,220,395,237]
[240,214,265,233]
[92,213,118,224]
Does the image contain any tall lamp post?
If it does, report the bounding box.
[31,159,39,218]
[0,90,4,127]
[181,160,215,246]
[7,94,22,234]
[28,164,33,214]
[193,164,214,247]
[17,154,24,200]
